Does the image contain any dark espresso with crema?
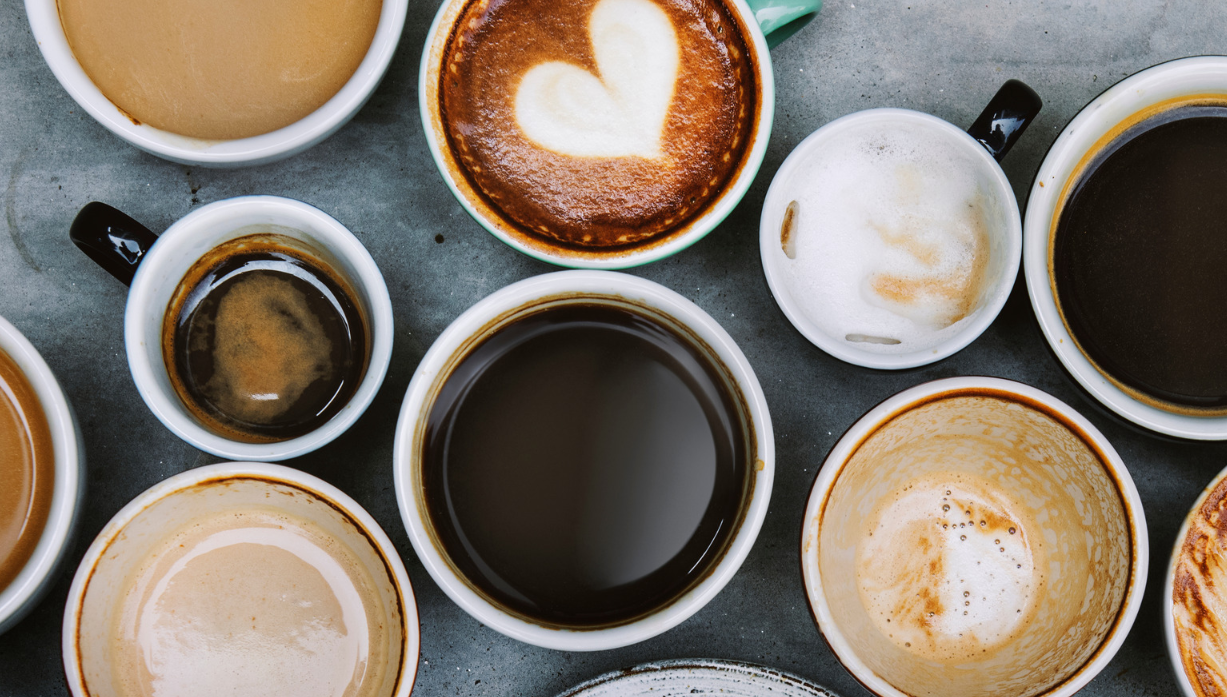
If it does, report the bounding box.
[163,234,368,443]
[1053,103,1227,413]
[422,303,750,627]
[439,0,759,252]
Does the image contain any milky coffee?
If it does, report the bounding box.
[109,505,392,697]
[0,348,53,594]
[776,119,1004,353]
[57,0,381,140]
[819,393,1131,697]
[1173,475,1227,697]
[438,0,760,251]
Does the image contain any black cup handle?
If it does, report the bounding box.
[967,79,1043,162]
[70,202,160,287]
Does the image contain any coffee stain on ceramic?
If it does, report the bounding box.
[5,149,41,274]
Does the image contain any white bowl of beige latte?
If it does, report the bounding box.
[25,0,408,165]
[63,463,419,697]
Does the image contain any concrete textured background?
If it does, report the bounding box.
[1,1,1225,695]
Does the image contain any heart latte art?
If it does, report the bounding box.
[515,0,679,159]
[439,0,758,250]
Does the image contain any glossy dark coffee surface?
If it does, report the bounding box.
[164,236,368,442]
[1053,105,1227,412]
[422,303,749,627]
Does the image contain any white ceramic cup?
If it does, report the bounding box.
[73,196,393,461]
[418,0,786,269]
[0,316,84,635]
[24,0,408,167]
[800,377,1147,697]
[62,462,420,697]
[1165,464,1227,697]
[1024,56,1227,440]
[392,270,774,650]
[760,96,1033,369]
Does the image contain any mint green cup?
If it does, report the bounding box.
[419,0,820,269]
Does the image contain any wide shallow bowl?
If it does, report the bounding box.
[62,462,419,697]
[0,316,84,635]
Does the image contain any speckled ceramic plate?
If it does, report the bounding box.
[555,659,840,697]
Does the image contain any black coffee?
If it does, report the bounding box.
[1053,104,1227,412]
[164,235,368,442]
[422,303,750,627]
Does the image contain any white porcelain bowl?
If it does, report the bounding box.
[393,270,774,650]
[0,316,84,636]
[760,109,1022,369]
[1023,56,1227,439]
[24,0,408,166]
[125,196,394,461]
[62,462,419,697]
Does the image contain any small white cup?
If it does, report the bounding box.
[74,196,394,461]
[801,377,1147,697]
[24,0,408,167]
[761,80,1041,369]
[62,462,420,697]
[0,316,84,635]
[392,270,774,650]
[1024,56,1227,440]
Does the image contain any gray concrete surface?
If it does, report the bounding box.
[1,1,1223,695]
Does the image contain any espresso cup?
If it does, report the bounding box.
[760,80,1041,369]
[62,462,419,697]
[419,0,820,269]
[70,196,394,461]
[0,316,84,635]
[393,270,774,650]
[24,0,407,166]
[801,377,1146,697]
[1024,56,1227,439]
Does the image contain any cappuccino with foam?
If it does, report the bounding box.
[435,0,760,253]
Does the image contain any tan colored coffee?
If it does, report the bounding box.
[57,0,382,140]
[0,348,54,593]
[437,0,760,253]
[818,393,1132,697]
[110,506,392,697]
[1173,477,1227,697]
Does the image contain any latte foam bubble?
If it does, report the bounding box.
[778,120,1002,352]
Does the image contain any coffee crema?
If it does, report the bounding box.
[57,0,381,140]
[421,302,750,628]
[110,506,391,697]
[0,348,54,594]
[163,232,368,444]
[1173,475,1227,697]
[817,392,1132,697]
[438,0,759,251]
[1052,98,1227,415]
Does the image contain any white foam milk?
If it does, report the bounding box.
[778,120,1001,353]
[515,0,679,158]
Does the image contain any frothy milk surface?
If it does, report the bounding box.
[1173,476,1227,697]
[857,470,1041,662]
[110,508,389,697]
[777,119,1000,353]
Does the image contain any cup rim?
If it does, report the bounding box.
[1023,55,1227,439]
[391,270,775,650]
[759,107,1023,370]
[124,196,394,461]
[23,0,408,167]
[0,316,83,634]
[799,376,1149,697]
[416,0,776,269]
[1163,463,1227,697]
[60,461,420,697]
